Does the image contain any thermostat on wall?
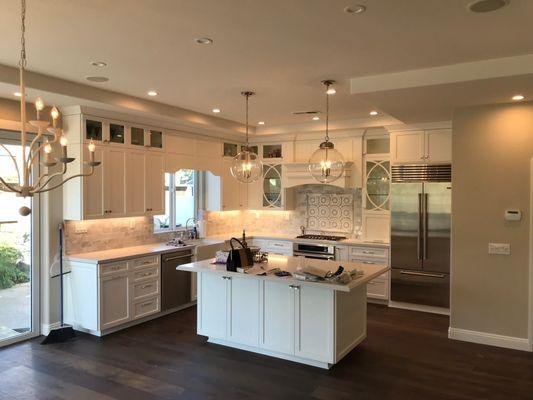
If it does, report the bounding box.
[504,209,522,221]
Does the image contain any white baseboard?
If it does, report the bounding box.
[389,301,450,316]
[448,327,531,352]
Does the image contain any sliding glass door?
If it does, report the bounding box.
[0,133,39,346]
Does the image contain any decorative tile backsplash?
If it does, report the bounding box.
[64,185,363,254]
[306,193,354,233]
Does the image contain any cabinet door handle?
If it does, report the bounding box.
[289,284,300,290]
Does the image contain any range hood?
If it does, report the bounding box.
[283,162,358,189]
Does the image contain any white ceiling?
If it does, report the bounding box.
[0,0,532,130]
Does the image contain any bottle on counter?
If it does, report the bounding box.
[242,229,248,247]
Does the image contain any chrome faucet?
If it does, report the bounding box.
[185,218,199,239]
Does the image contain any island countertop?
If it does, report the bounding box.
[177,255,389,293]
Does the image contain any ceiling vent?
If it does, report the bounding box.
[468,0,510,13]
[291,110,321,115]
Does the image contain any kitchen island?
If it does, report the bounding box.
[178,255,389,369]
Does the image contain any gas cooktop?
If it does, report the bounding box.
[295,234,347,242]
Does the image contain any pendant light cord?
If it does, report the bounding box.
[245,92,249,146]
[19,0,27,69]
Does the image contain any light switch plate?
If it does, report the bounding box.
[488,243,511,255]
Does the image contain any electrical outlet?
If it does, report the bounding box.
[75,227,88,234]
[129,219,135,229]
[488,243,511,255]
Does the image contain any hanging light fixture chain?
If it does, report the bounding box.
[19,0,27,68]
[325,84,330,142]
[245,92,249,145]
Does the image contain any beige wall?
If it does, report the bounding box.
[451,101,533,339]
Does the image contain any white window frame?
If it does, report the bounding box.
[156,170,200,232]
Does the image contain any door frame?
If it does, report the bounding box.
[529,159,533,351]
[0,132,40,347]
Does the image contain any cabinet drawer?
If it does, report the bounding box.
[99,261,128,276]
[367,279,389,300]
[132,278,159,300]
[130,255,159,270]
[132,265,159,282]
[350,247,388,259]
[349,257,387,266]
[267,240,292,251]
[133,295,160,319]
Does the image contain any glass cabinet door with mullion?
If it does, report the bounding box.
[365,159,390,212]
[262,164,282,208]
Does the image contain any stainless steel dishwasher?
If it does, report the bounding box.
[161,249,193,311]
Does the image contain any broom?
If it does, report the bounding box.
[41,223,75,344]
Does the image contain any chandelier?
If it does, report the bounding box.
[230,91,262,183]
[308,80,345,183]
[1,0,100,216]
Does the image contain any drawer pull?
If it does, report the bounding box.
[140,284,152,289]
[288,284,300,290]
[141,301,153,307]
[140,272,153,277]
[362,250,375,254]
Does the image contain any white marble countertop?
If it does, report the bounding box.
[178,255,389,293]
[64,239,225,264]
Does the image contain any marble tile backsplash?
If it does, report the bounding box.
[64,185,363,254]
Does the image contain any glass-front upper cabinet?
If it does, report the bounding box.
[109,123,125,144]
[223,143,238,157]
[365,159,390,212]
[130,127,145,146]
[366,137,390,155]
[149,130,163,149]
[263,164,282,208]
[262,144,282,159]
[85,119,103,141]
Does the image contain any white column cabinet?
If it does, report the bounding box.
[82,147,105,219]
[391,129,451,164]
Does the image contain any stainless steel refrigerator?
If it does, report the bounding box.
[390,164,451,309]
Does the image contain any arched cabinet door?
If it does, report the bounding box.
[365,160,390,212]
[262,164,282,208]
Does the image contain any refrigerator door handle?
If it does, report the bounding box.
[423,193,428,260]
[417,193,423,260]
[400,270,446,279]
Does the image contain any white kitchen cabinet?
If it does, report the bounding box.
[391,129,451,164]
[104,148,127,217]
[362,213,390,243]
[198,273,227,340]
[227,276,260,347]
[348,245,390,302]
[206,159,248,211]
[425,129,452,163]
[294,285,333,362]
[335,246,349,262]
[261,280,295,354]
[82,146,105,219]
[65,255,162,336]
[145,152,165,215]
[125,149,146,216]
[252,239,293,256]
[99,271,130,330]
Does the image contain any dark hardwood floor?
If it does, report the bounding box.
[0,305,532,400]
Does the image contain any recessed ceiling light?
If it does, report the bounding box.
[258,121,265,125]
[13,92,22,97]
[147,90,158,96]
[90,61,107,67]
[312,116,320,120]
[196,37,213,45]
[512,94,525,101]
[212,108,221,113]
[369,110,378,116]
[344,5,367,14]
[468,0,509,13]
[85,76,109,83]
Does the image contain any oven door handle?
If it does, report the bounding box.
[164,254,193,262]
[293,251,334,260]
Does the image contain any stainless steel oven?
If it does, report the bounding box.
[293,242,335,260]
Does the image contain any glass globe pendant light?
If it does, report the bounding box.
[308,80,345,183]
[230,91,262,183]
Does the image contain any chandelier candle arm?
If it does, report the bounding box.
[0,0,101,215]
